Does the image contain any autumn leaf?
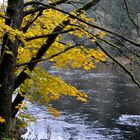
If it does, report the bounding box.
[0,116,5,123]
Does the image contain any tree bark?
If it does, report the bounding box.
[0,0,24,138]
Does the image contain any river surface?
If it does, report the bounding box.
[22,64,140,140]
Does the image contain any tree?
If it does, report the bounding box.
[0,0,139,138]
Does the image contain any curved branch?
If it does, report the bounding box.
[107,34,140,58]
[97,37,140,66]
[69,23,140,87]
[23,0,101,16]
[95,41,140,88]
[34,2,140,47]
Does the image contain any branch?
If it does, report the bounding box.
[23,6,46,17]
[15,20,70,89]
[24,1,140,48]
[23,0,69,17]
[68,23,140,87]
[12,0,102,117]
[12,20,70,118]
[95,41,140,88]
[97,37,140,66]
[24,0,68,7]
[34,2,140,48]
[107,34,140,58]
[75,0,101,13]
[16,44,81,67]
[12,43,79,118]
[0,14,10,20]
[123,0,140,37]
[21,10,43,32]
[14,0,101,90]
[70,22,140,64]
[25,28,75,41]
[23,0,101,16]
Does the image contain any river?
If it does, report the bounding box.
[22,64,140,140]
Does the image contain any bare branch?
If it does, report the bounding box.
[95,41,140,88]
[97,37,140,66]
[107,34,140,58]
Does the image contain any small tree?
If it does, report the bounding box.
[0,0,139,138]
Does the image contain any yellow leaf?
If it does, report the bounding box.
[48,107,60,118]
[0,116,5,123]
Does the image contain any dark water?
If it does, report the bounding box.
[22,64,140,140]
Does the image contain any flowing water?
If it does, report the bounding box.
[22,64,140,140]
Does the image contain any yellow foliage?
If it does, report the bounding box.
[0,2,107,118]
[99,31,106,39]
[48,107,60,118]
[0,116,5,123]
[17,46,32,64]
[15,102,27,109]
[48,46,106,70]
[21,67,88,105]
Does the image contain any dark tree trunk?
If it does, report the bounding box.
[0,0,24,138]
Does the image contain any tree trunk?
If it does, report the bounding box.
[0,0,23,138]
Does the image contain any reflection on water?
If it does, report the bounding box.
[22,64,140,140]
